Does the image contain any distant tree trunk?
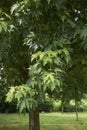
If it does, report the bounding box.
[29,108,40,130]
[61,102,64,114]
[75,99,78,121]
[61,99,64,114]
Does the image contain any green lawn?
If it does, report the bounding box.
[0,112,87,130]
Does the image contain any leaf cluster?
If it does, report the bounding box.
[6,85,37,113]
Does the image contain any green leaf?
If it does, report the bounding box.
[54,68,64,73]
[0,20,8,33]
[25,98,30,110]
[6,87,15,102]
[3,12,11,20]
[11,3,19,14]
[6,92,14,102]
[43,57,52,66]
[47,0,51,4]
[31,51,40,61]
[0,24,2,33]
[50,83,56,91]
[80,28,87,39]
[15,91,23,101]
[19,100,26,113]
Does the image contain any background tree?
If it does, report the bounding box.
[65,47,87,121]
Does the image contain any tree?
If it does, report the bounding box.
[1,0,87,130]
[65,48,87,121]
[4,0,72,130]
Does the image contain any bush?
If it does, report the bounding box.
[39,101,53,112]
[0,101,17,113]
[59,104,84,112]
[52,100,61,112]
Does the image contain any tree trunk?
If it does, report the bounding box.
[75,99,78,121]
[29,108,40,130]
[61,103,64,114]
[61,99,64,114]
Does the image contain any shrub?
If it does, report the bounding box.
[39,101,53,112]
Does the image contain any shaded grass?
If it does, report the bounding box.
[0,112,87,130]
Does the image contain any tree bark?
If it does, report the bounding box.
[29,108,40,130]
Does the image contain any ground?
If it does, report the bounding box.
[0,112,87,130]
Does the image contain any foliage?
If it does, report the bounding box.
[1,0,87,129]
[6,85,37,113]
[4,0,72,114]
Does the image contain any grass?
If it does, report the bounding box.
[0,112,87,130]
